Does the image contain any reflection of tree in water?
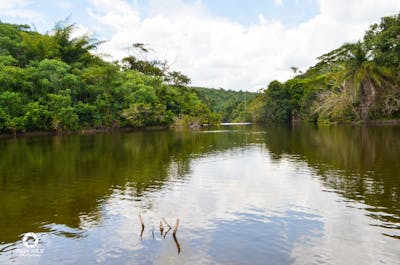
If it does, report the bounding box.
[0,129,250,244]
[262,124,400,230]
[3,124,397,246]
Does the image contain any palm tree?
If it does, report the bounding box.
[53,20,104,66]
[324,42,394,121]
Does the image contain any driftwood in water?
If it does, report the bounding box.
[139,214,145,229]
[173,218,179,235]
[162,217,172,228]
[173,234,181,254]
[138,215,181,254]
[140,225,144,240]
[163,227,171,239]
[159,220,164,236]
[139,214,145,240]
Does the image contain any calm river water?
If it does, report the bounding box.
[0,124,399,264]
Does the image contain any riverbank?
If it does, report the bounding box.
[0,126,169,139]
[312,119,400,126]
[365,119,400,125]
[1,120,400,139]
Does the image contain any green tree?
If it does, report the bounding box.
[122,103,171,127]
[24,102,50,130]
[32,59,73,96]
[166,71,191,87]
[52,21,104,66]
[46,93,79,132]
[75,102,101,128]
[364,14,400,68]
[0,91,26,134]
[326,42,394,120]
[122,56,164,77]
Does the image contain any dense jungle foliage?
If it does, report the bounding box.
[1,13,399,134]
[191,87,256,122]
[247,14,400,124]
[0,21,227,134]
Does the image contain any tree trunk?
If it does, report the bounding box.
[360,79,376,121]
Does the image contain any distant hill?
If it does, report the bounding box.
[190,87,257,122]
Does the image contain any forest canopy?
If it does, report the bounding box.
[0,20,250,134]
[1,13,400,135]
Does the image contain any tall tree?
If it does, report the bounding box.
[330,42,394,120]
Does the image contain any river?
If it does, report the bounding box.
[0,124,399,264]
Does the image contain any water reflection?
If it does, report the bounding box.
[261,124,400,234]
[0,130,249,245]
[0,124,399,264]
[204,209,323,265]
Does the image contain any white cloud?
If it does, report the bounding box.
[55,1,72,10]
[274,0,284,6]
[86,0,400,90]
[0,0,42,19]
[0,0,28,9]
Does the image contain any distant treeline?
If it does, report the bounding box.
[246,13,400,124]
[190,87,256,122]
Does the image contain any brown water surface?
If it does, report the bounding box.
[0,124,399,264]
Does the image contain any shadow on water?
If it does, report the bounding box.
[0,129,252,244]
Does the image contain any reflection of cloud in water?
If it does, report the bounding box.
[196,130,238,133]
[2,142,399,265]
[204,209,323,265]
[1,125,400,265]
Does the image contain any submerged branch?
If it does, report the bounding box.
[162,217,172,229]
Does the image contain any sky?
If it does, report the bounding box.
[1,0,400,91]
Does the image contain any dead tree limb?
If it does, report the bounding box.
[163,227,171,239]
[139,214,145,229]
[159,220,164,236]
[139,214,145,240]
[173,218,179,236]
[173,234,181,254]
[162,217,172,229]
